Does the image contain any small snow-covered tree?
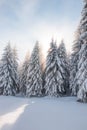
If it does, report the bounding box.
[26,42,42,97]
[44,40,65,97]
[20,52,30,96]
[58,41,69,94]
[0,43,17,96]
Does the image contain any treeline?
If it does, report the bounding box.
[0,0,87,103]
[0,40,70,98]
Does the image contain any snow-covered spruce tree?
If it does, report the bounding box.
[77,42,87,102]
[71,0,87,102]
[44,40,65,97]
[26,42,43,97]
[70,0,87,96]
[20,52,30,96]
[72,41,85,95]
[0,43,17,96]
[70,39,82,95]
[57,41,69,94]
[70,27,82,95]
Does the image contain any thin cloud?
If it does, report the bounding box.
[0,0,83,61]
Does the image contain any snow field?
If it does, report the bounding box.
[0,96,87,130]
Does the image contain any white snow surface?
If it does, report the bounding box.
[0,96,87,130]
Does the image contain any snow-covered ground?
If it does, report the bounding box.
[0,96,87,130]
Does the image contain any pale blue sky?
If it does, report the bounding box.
[0,0,83,61]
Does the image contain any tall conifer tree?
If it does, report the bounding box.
[0,43,18,96]
[26,42,42,97]
[44,40,65,96]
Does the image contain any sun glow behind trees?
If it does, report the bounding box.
[0,20,78,62]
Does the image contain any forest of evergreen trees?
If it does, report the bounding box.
[0,0,87,103]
